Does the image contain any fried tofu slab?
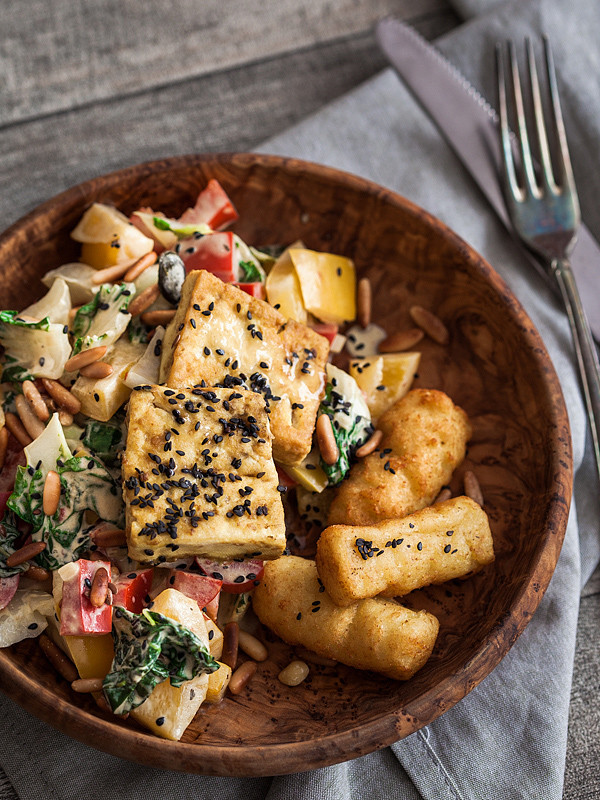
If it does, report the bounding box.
[159,270,329,466]
[123,385,285,563]
[327,389,471,527]
[253,556,439,681]
[316,496,494,607]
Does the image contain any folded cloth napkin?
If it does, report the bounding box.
[1,0,599,799]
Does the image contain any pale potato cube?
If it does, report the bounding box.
[205,662,232,704]
[71,339,146,422]
[72,203,153,269]
[205,616,223,660]
[130,588,211,741]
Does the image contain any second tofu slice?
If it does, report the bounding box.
[123,385,286,563]
[159,270,329,466]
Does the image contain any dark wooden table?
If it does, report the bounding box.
[0,1,598,797]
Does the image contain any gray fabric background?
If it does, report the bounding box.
[1,0,599,797]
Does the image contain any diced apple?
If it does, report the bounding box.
[167,570,221,614]
[59,559,112,637]
[72,203,154,270]
[265,244,307,324]
[205,616,223,660]
[205,662,232,704]
[290,249,356,325]
[350,352,421,422]
[234,282,266,300]
[71,339,146,422]
[130,589,210,741]
[130,210,177,253]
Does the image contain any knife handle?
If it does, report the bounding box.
[553,258,600,480]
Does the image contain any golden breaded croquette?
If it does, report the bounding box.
[327,389,471,527]
[123,385,285,563]
[159,270,329,466]
[253,556,439,681]
[316,496,494,606]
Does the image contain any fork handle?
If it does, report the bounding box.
[553,257,600,478]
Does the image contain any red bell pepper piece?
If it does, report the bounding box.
[167,570,222,616]
[112,568,154,614]
[309,321,339,345]
[179,231,239,282]
[60,559,112,636]
[178,179,238,231]
[234,282,266,300]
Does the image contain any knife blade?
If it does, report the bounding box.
[376,17,600,341]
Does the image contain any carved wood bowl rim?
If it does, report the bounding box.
[0,152,572,776]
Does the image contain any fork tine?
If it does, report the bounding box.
[526,38,557,193]
[543,36,578,203]
[496,43,521,202]
[508,40,539,197]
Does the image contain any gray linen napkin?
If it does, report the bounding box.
[1,0,599,798]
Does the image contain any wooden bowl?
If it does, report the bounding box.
[0,153,571,776]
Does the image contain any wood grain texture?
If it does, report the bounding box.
[0,0,449,126]
[0,10,459,235]
[0,153,571,776]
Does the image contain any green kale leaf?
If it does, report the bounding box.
[103,607,218,715]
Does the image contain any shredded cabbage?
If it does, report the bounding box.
[72,282,135,354]
[0,311,71,382]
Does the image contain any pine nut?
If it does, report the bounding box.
[64,345,108,373]
[238,629,268,662]
[108,581,118,594]
[15,395,45,440]
[22,380,50,421]
[79,362,113,379]
[43,470,61,516]
[409,305,449,345]
[222,621,239,670]
[4,413,31,447]
[71,677,105,693]
[92,528,127,547]
[355,429,383,458]
[17,314,40,323]
[90,567,109,608]
[95,695,112,713]
[146,328,156,342]
[228,660,257,695]
[140,309,176,327]
[26,564,51,582]
[316,414,339,466]
[294,647,337,667]
[91,259,137,285]
[464,470,484,507]
[434,488,452,505]
[41,379,81,414]
[58,410,74,426]
[379,328,424,353]
[278,660,309,686]
[39,635,79,682]
[68,305,82,323]
[6,540,46,568]
[357,277,372,328]
[0,426,7,470]
[124,251,157,282]
[128,284,160,317]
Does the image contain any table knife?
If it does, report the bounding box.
[376,17,600,342]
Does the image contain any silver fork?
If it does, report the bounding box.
[496,37,600,481]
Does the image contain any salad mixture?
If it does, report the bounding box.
[0,179,494,741]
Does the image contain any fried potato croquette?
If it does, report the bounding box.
[327,389,471,527]
[253,556,439,681]
[316,496,494,607]
[159,269,329,466]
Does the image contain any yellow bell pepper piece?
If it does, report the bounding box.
[265,242,307,323]
[279,449,328,493]
[350,352,421,422]
[289,249,356,325]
